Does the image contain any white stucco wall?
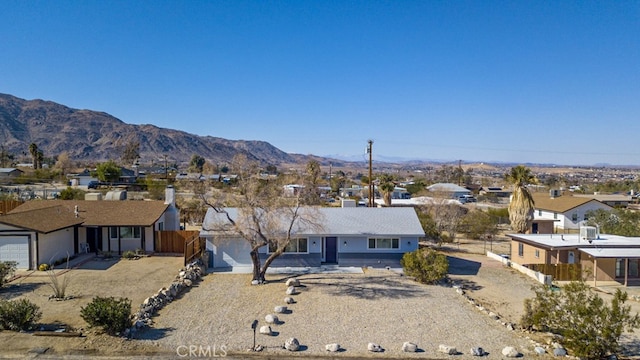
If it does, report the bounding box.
[39,229,74,266]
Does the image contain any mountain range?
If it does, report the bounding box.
[0,93,336,166]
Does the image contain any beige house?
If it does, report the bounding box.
[0,188,180,269]
[509,229,640,286]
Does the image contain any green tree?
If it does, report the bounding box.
[461,209,499,240]
[96,160,121,183]
[586,208,640,237]
[59,187,86,200]
[189,154,206,173]
[522,281,640,358]
[416,207,440,240]
[505,165,536,233]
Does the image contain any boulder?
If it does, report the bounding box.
[553,347,567,357]
[470,347,485,356]
[286,278,300,287]
[438,344,457,355]
[368,343,383,352]
[325,343,341,352]
[183,278,193,287]
[402,342,418,352]
[265,314,278,324]
[284,297,295,304]
[259,325,272,335]
[274,306,287,313]
[502,346,520,358]
[284,337,300,351]
[534,346,546,355]
[251,280,260,285]
[286,286,297,295]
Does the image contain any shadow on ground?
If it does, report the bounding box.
[303,274,427,300]
[135,327,176,340]
[0,282,43,300]
[447,256,482,276]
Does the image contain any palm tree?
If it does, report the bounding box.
[505,165,536,233]
[29,143,38,169]
[378,174,396,206]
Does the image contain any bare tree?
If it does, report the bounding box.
[202,155,323,283]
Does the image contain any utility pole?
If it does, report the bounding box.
[367,140,374,207]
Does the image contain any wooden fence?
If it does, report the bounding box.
[154,230,205,266]
[527,263,582,281]
[0,200,23,215]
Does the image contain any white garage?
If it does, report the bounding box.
[0,236,30,269]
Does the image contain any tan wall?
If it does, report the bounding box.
[581,256,617,282]
[511,240,548,265]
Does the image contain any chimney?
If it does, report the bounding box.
[165,185,175,207]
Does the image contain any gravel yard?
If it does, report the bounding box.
[141,267,549,359]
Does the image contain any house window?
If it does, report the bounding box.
[518,243,524,257]
[583,214,589,221]
[158,222,164,231]
[616,259,625,278]
[269,238,308,253]
[110,227,118,239]
[119,226,141,238]
[553,212,558,220]
[535,249,540,258]
[538,210,542,216]
[572,213,578,222]
[368,238,399,249]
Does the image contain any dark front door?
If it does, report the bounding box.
[532,223,539,234]
[325,237,337,264]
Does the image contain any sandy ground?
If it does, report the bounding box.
[1,237,639,359]
[0,255,184,358]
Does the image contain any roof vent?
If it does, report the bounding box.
[550,189,561,198]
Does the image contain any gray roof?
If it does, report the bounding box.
[201,207,425,237]
[427,183,470,193]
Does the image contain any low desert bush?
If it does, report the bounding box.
[522,280,640,358]
[80,296,132,335]
[0,261,17,288]
[38,263,50,271]
[0,299,42,331]
[122,250,136,259]
[401,249,449,284]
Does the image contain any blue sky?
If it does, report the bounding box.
[2,1,639,166]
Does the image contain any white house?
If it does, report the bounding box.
[531,192,613,232]
[427,183,471,199]
[200,206,425,270]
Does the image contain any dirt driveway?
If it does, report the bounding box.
[0,255,184,358]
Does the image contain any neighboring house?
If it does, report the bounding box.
[201,206,424,270]
[340,185,366,198]
[391,186,411,200]
[531,192,613,232]
[283,184,304,197]
[572,193,633,208]
[0,168,23,178]
[427,183,471,199]
[509,229,640,286]
[67,169,98,186]
[0,187,180,269]
[479,186,512,198]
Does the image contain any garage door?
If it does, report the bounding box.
[0,236,30,269]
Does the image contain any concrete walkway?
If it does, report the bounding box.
[209,264,365,275]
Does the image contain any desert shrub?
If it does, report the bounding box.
[38,263,50,271]
[47,256,71,299]
[80,296,132,335]
[0,299,42,331]
[0,261,17,288]
[122,250,136,259]
[401,249,449,284]
[522,281,640,358]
